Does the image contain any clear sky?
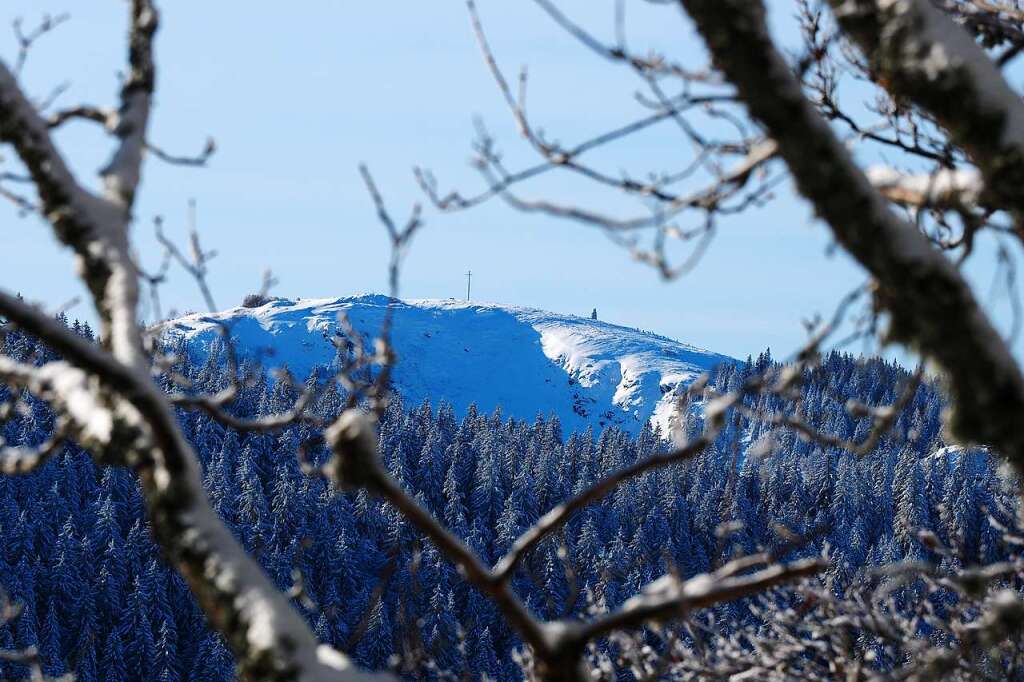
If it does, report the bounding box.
[1,1,1018,363]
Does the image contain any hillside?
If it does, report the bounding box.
[160,294,733,434]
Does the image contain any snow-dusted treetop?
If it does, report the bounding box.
[163,294,733,434]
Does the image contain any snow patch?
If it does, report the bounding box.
[160,295,732,435]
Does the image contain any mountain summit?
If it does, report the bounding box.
[162,294,732,434]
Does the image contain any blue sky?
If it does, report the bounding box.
[1,1,1018,363]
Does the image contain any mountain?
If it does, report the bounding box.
[160,294,733,434]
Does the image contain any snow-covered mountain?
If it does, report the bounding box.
[161,295,733,434]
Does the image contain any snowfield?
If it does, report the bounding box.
[161,295,733,434]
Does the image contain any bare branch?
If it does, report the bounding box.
[46,104,117,130]
[0,232,383,682]
[357,164,422,417]
[474,137,778,233]
[11,13,69,76]
[414,105,711,212]
[0,45,141,368]
[320,347,831,680]
[741,365,925,457]
[0,63,89,211]
[146,136,216,167]
[529,0,713,82]
[323,409,551,658]
[154,202,218,312]
[170,374,322,433]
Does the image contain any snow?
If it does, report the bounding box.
[161,294,732,435]
[907,0,1024,149]
[864,166,983,206]
[924,444,989,464]
[40,362,113,445]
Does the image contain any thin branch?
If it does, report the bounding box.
[46,105,116,130]
[324,410,550,655]
[170,377,322,433]
[414,104,722,212]
[357,164,422,417]
[154,202,218,312]
[492,428,720,582]
[146,136,216,167]
[570,557,824,644]
[740,365,925,457]
[477,139,778,233]
[11,13,69,76]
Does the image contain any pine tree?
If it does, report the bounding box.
[149,618,179,682]
[39,597,65,678]
[894,446,931,555]
[0,332,1014,680]
[122,576,156,680]
[355,599,392,668]
[472,626,501,680]
[100,627,127,682]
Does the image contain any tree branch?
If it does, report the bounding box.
[492,427,719,582]
[0,189,386,682]
[569,557,824,644]
[678,0,1024,479]
[831,0,1024,227]
[865,166,984,210]
[46,104,117,130]
[100,0,157,208]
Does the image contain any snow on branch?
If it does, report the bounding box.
[0,39,140,368]
[0,1,988,679]
[314,169,833,676]
[831,0,1024,226]
[0,419,65,474]
[571,556,824,644]
[0,354,124,462]
[46,104,118,130]
[100,0,157,207]
[679,0,1024,479]
[865,165,984,210]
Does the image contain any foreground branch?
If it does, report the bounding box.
[832,0,1024,226]
[0,292,385,681]
[324,398,818,681]
[678,0,1024,479]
